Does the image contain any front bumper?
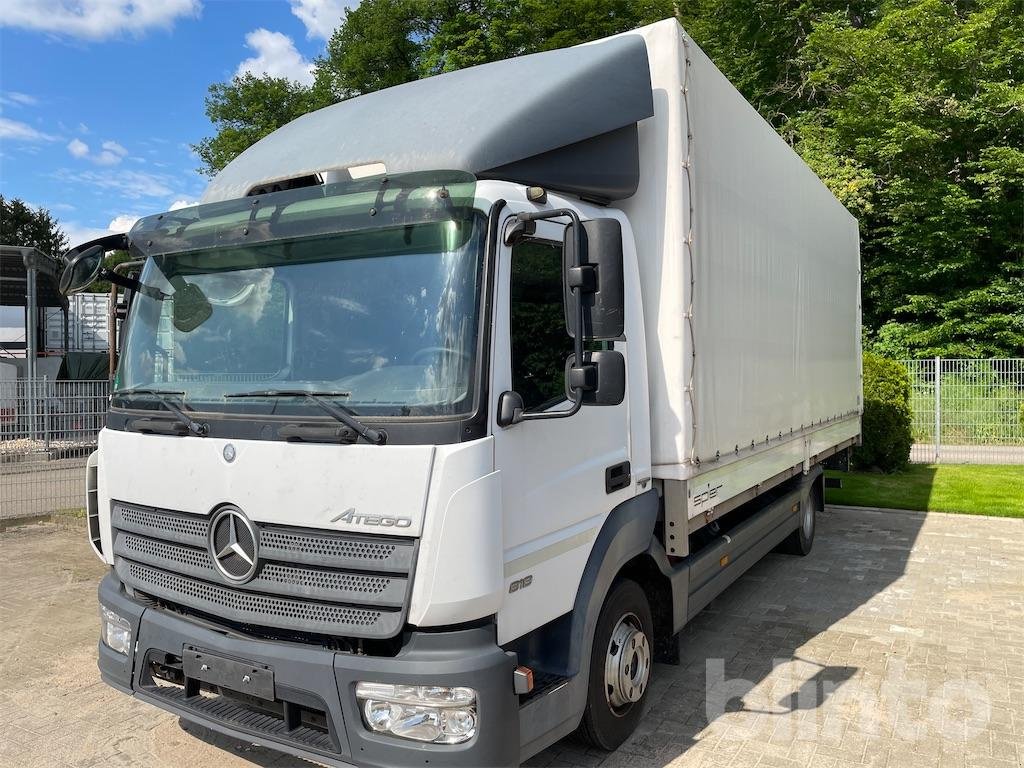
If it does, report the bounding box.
[98,572,520,767]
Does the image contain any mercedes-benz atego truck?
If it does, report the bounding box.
[60,18,861,767]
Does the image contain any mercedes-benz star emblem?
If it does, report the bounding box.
[208,506,259,584]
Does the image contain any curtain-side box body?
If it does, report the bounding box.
[619,20,862,522]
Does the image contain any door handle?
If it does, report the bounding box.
[605,461,631,494]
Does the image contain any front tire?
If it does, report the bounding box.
[577,578,654,751]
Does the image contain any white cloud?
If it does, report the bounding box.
[96,140,129,165]
[55,168,175,199]
[1,91,38,107]
[63,212,145,247]
[61,222,116,248]
[62,196,199,247]
[236,28,314,86]
[78,122,90,134]
[102,140,128,156]
[289,0,354,40]
[1,0,200,41]
[67,138,90,158]
[65,137,130,165]
[0,117,58,142]
[108,214,139,232]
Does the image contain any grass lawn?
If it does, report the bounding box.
[825,464,1024,518]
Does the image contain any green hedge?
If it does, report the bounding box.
[854,353,913,472]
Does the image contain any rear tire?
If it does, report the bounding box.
[576,578,654,751]
[778,479,821,556]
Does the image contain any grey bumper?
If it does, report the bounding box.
[98,572,520,767]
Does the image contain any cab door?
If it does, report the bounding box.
[490,203,634,643]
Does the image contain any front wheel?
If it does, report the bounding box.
[576,578,654,751]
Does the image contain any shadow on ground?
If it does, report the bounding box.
[529,505,927,766]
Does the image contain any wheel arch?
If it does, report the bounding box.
[564,488,660,677]
[617,551,677,662]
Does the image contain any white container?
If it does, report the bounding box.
[45,292,111,352]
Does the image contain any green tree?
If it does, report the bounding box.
[313,0,424,99]
[677,0,879,127]
[418,0,675,74]
[0,195,69,258]
[194,74,333,176]
[790,0,1024,356]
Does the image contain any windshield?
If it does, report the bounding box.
[114,215,486,418]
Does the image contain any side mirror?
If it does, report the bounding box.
[496,390,525,428]
[563,218,624,340]
[58,245,105,295]
[565,350,625,406]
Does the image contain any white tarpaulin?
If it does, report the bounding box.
[619,20,861,477]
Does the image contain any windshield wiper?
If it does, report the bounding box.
[113,387,209,437]
[225,390,387,445]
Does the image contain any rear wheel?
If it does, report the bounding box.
[778,479,822,555]
[577,579,653,751]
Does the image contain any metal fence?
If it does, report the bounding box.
[0,378,110,520]
[903,358,1024,464]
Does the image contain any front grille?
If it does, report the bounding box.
[112,501,415,638]
[260,528,404,566]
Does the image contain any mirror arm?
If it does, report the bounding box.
[517,392,583,423]
[100,269,164,301]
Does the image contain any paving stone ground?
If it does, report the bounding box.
[1,506,1021,768]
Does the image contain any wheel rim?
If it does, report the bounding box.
[604,612,651,715]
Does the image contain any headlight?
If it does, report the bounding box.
[99,604,132,655]
[355,683,477,744]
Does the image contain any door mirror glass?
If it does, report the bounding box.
[58,245,105,295]
[562,218,624,341]
[565,349,625,406]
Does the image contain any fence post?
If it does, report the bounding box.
[933,356,941,463]
[43,375,51,452]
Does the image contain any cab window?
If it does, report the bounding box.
[509,239,573,412]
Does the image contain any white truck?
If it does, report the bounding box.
[60,18,860,767]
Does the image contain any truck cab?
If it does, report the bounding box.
[61,19,859,768]
[75,168,657,766]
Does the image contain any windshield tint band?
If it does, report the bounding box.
[130,170,476,258]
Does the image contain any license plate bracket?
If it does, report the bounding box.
[183,647,275,701]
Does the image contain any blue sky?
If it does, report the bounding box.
[1,0,352,251]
